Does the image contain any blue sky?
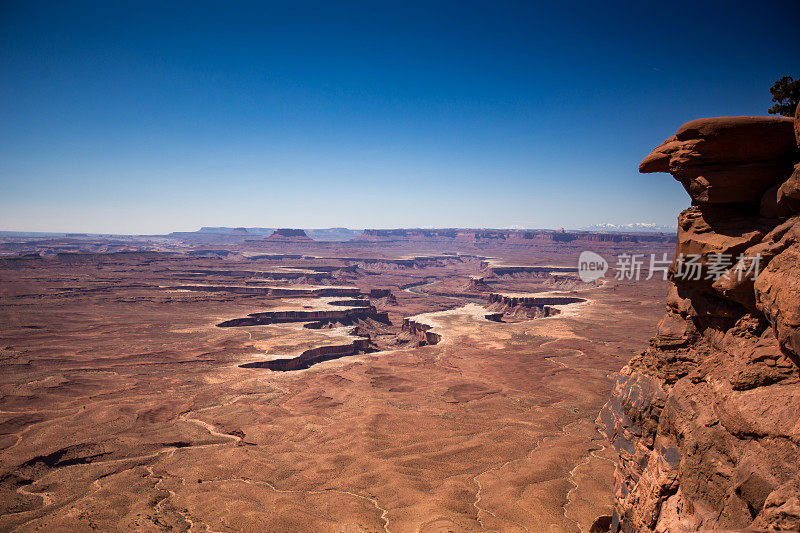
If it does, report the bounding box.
[1,1,798,234]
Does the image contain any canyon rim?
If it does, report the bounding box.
[599,105,800,532]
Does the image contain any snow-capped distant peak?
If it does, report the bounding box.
[579,222,677,233]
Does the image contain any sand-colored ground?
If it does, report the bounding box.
[0,243,669,532]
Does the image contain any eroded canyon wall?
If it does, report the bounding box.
[599,106,800,532]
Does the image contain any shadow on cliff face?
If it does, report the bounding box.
[598,109,800,532]
[216,304,390,328]
[239,341,379,371]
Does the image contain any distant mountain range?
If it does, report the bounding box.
[2,224,678,240]
[578,223,677,233]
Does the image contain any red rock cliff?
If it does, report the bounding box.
[598,107,800,532]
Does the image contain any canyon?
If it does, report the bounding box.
[3,3,794,531]
[3,114,797,533]
[1,227,673,531]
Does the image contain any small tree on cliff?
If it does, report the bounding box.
[768,76,800,117]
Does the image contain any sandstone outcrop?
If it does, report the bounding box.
[481,260,578,277]
[639,116,799,204]
[487,292,585,319]
[599,110,800,532]
[401,317,443,345]
[181,266,353,284]
[216,299,389,328]
[402,304,504,345]
[464,275,491,292]
[240,332,373,371]
[368,288,398,304]
[171,284,362,297]
[264,228,314,242]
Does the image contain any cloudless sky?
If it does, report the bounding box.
[1,1,798,234]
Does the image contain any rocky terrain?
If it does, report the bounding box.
[5,115,795,530]
[263,229,314,242]
[0,229,676,259]
[0,233,672,531]
[356,229,676,244]
[487,292,587,320]
[598,106,800,531]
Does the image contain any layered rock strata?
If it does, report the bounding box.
[487,292,585,319]
[402,304,505,345]
[180,266,355,284]
[356,228,675,243]
[401,318,443,345]
[481,261,579,277]
[216,300,389,328]
[599,111,800,532]
[264,228,314,241]
[170,284,362,297]
[239,333,373,371]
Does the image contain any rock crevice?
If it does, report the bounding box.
[600,110,800,532]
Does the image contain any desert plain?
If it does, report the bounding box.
[0,230,675,532]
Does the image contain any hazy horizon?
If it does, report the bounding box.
[0,222,680,237]
[2,1,798,233]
